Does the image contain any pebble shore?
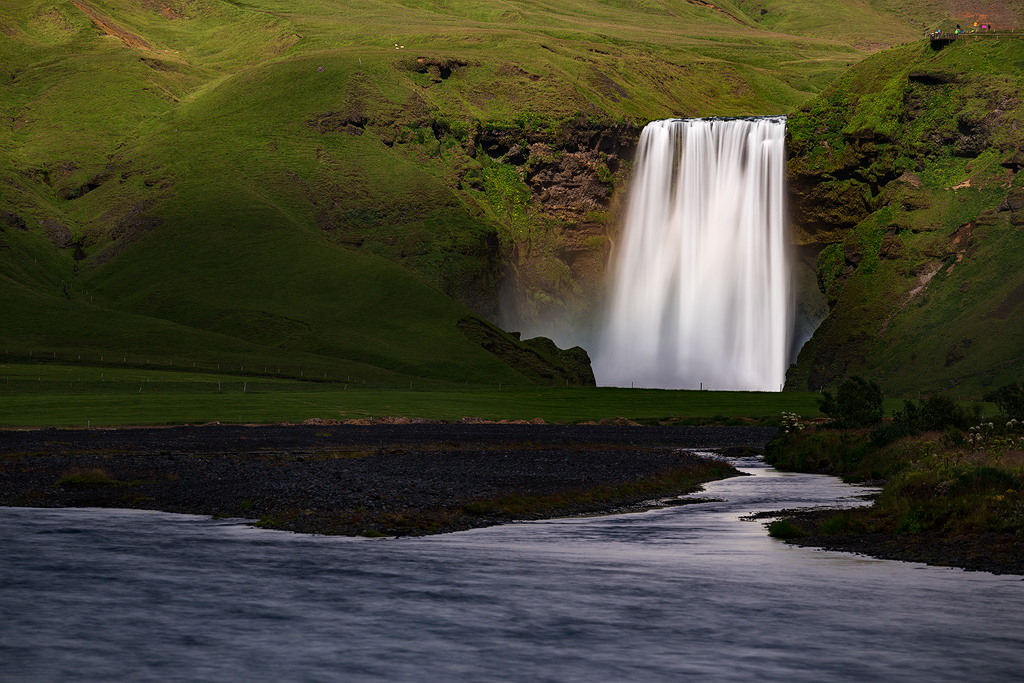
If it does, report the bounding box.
[0,424,773,535]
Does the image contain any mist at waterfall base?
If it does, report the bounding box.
[593,117,791,391]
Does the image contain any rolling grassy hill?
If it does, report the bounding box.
[0,0,1007,406]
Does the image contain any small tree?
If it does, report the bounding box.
[818,376,884,426]
[983,382,1024,421]
[919,394,971,430]
[891,394,974,430]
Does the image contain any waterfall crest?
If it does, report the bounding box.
[594,117,791,391]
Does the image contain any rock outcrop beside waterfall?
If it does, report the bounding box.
[471,120,641,338]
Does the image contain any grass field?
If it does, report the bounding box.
[0,361,998,427]
[0,386,820,427]
[0,359,824,425]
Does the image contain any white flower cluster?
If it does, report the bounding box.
[781,412,805,434]
[1001,420,1024,450]
[968,423,995,448]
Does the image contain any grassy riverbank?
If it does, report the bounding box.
[0,360,858,426]
[763,421,1024,573]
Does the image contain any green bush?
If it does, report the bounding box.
[892,394,973,430]
[767,520,808,539]
[877,463,1024,535]
[949,467,1020,497]
[869,420,919,447]
[939,425,967,449]
[984,382,1024,420]
[765,429,873,474]
[818,376,884,426]
[921,395,974,430]
[819,513,867,536]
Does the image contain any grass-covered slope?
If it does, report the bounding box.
[763,418,1024,574]
[0,0,982,385]
[786,38,1024,396]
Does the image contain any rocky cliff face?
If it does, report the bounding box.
[474,121,641,341]
[785,40,1024,395]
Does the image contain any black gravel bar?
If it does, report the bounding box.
[0,424,778,455]
[0,424,769,536]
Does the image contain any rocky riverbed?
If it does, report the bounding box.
[0,424,770,536]
[8,423,1015,575]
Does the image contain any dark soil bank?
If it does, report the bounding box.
[768,509,1024,576]
[0,425,772,535]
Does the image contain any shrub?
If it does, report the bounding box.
[939,425,967,449]
[891,398,920,425]
[817,419,861,430]
[767,520,808,539]
[893,394,972,430]
[920,394,972,429]
[818,376,884,426]
[819,513,867,536]
[765,429,849,472]
[870,420,919,447]
[949,467,1020,497]
[984,381,1024,420]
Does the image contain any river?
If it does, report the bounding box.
[2,455,1021,682]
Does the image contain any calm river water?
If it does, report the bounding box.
[2,457,1022,682]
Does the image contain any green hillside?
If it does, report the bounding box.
[1,0,1014,395]
[786,37,1024,396]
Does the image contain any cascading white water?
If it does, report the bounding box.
[594,117,791,391]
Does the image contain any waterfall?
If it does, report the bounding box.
[594,117,791,392]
